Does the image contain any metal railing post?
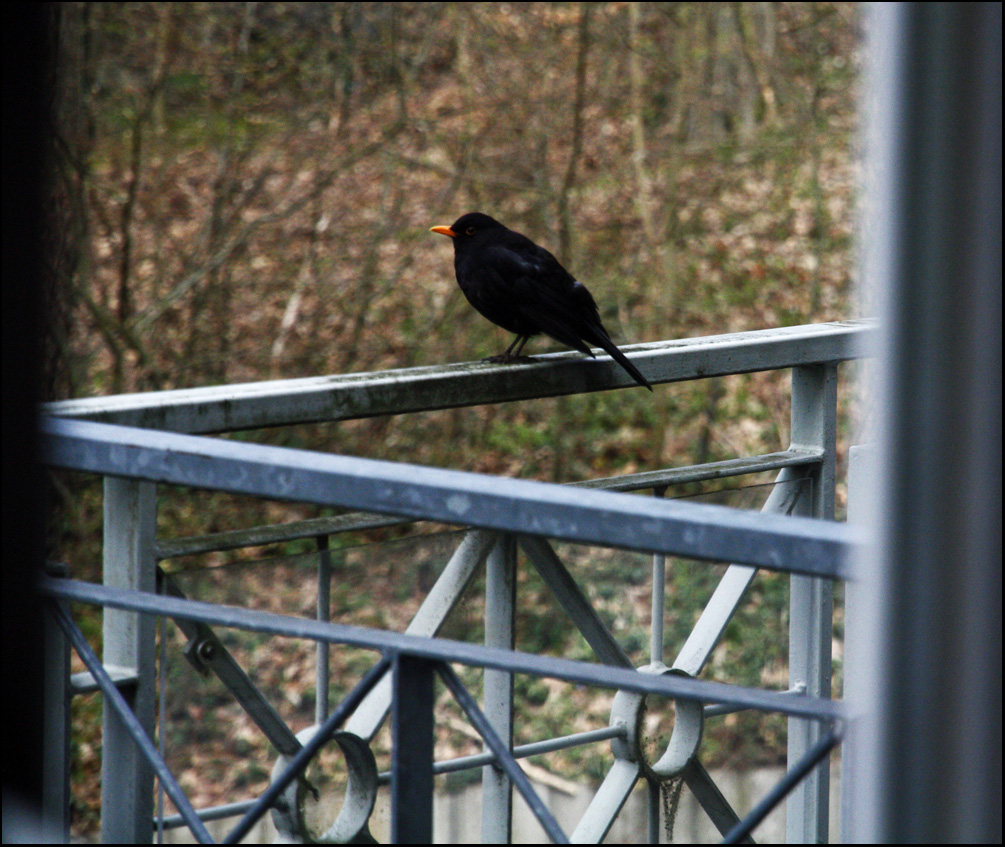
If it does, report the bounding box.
[391,654,437,843]
[786,364,837,842]
[316,535,333,724]
[101,477,158,843]
[650,487,668,667]
[482,533,517,843]
[649,486,668,844]
[843,444,879,842]
[41,572,71,842]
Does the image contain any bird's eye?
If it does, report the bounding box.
[465,226,477,235]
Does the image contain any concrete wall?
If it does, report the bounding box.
[167,762,842,843]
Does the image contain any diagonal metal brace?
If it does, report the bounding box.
[344,528,496,741]
[48,599,215,844]
[722,723,844,844]
[157,567,301,757]
[681,759,753,843]
[519,535,633,669]
[437,661,569,844]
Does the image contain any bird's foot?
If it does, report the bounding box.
[485,354,539,364]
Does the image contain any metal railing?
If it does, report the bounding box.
[41,320,873,843]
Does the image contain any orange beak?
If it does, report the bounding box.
[429,225,457,238]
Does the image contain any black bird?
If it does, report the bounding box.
[431,212,653,391]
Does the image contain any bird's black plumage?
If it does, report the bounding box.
[431,213,653,391]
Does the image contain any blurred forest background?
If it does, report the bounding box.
[44,1,862,836]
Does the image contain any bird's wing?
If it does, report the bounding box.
[515,286,598,356]
[464,237,653,389]
[476,241,598,354]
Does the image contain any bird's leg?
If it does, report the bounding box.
[506,335,527,358]
[486,335,537,364]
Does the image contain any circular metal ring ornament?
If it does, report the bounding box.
[609,662,705,780]
[270,726,378,843]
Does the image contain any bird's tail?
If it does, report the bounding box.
[594,334,653,391]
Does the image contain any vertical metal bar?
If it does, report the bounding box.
[316,535,332,725]
[482,533,516,843]
[786,364,837,843]
[843,444,879,842]
[41,571,71,843]
[391,654,436,844]
[157,611,168,843]
[651,486,668,665]
[854,4,1002,842]
[649,487,667,843]
[102,477,158,843]
[646,778,660,844]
